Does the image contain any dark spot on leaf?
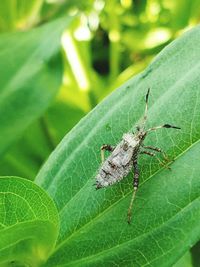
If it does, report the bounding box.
[141,68,152,79]
[105,123,111,131]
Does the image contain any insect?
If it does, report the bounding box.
[95,89,180,224]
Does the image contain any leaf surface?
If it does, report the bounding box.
[36,25,200,266]
[0,176,59,266]
[0,16,72,155]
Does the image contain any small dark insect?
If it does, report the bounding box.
[95,89,180,224]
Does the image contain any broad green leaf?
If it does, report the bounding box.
[0,176,59,266]
[0,16,72,156]
[36,25,200,266]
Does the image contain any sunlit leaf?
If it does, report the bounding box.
[36,24,200,266]
[0,176,59,266]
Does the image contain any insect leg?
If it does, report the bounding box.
[140,150,155,157]
[101,144,115,162]
[140,150,171,170]
[127,158,139,224]
[143,146,170,162]
[143,145,161,152]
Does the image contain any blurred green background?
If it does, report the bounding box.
[0,0,199,180]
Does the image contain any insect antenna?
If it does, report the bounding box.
[141,88,150,129]
[147,124,181,132]
[127,188,137,224]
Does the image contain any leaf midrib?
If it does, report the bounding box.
[0,191,37,222]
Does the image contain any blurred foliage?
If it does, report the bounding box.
[0,0,200,265]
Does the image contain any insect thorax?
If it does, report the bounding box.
[122,133,140,148]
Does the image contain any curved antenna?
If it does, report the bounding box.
[147,124,181,132]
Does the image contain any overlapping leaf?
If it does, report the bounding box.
[0,176,59,266]
[36,25,200,266]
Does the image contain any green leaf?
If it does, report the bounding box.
[0,16,72,156]
[36,25,200,266]
[0,176,59,266]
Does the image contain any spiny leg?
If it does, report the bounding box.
[141,150,155,157]
[145,123,180,165]
[143,145,170,162]
[127,157,139,224]
[140,150,171,170]
[101,144,115,163]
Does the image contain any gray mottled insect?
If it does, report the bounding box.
[95,89,180,224]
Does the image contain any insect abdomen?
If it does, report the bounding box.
[97,159,132,188]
